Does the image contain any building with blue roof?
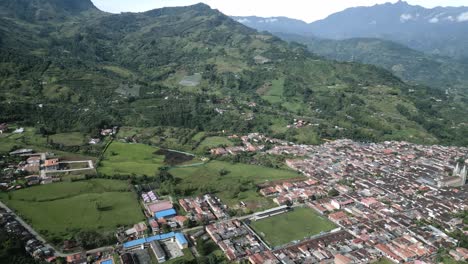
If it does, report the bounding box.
[123,232,188,250]
[155,208,176,219]
[175,233,188,249]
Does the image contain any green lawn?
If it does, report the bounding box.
[250,207,336,247]
[169,160,301,210]
[0,179,144,241]
[49,132,85,146]
[197,136,233,149]
[98,142,165,176]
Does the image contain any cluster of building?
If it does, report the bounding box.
[206,219,267,261]
[179,194,229,223]
[210,133,287,156]
[259,179,327,206]
[0,207,54,262]
[204,138,467,263]
[286,119,315,129]
[1,148,94,189]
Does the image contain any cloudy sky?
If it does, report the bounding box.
[91,0,468,22]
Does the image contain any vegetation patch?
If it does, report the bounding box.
[49,132,85,147]
[168,160,301,211]
[155,149,194,166]
[0,179,144,243]
[249,207,336,247]
[197,136,233,150]
[98,142,165,176]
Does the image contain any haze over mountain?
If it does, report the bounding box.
[235,1,468,58]
[0,0,467,146]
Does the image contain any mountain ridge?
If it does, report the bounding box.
[0,2,467,146]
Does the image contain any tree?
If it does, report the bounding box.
[328,188,339,197]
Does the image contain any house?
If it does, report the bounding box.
[155,209,177,219]
[334,254,353,264]
[44,159,59,171]
[66,252,87,264]
[0,123,8,134]
[146,200,173,216]
[150,241,166,263]
[133,222,148,237]
[25,175,41,186]
[173,215,188,227]
[13,127,24,134]
[89,138,101,145]
[175,233,188,249]
[27,156,41,164]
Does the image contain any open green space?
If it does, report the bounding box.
[169,160,301,210]
[249,207,336,247]
[49,132,85,146]
[197,136,233,149]
[0,179,144,241]
[98,142,165,176]
[375,258,395,264]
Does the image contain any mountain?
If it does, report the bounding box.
[308,1,468,58]
[231,16,314,36]
[0,0,100,21]
[0,0,467,146]
[234,1,468,58]
[276,33,468,91]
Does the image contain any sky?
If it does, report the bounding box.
[91,0,468,22]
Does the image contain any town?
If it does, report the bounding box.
[1,131,467,264]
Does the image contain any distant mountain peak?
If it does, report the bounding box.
[0,0,98,21]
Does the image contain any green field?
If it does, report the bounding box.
[0,179,144,241]
[169,160,301,210]
[197,136,233,149]
[375,258,395,264]
[98,142,165,176]
[250,207,336,247]
[49,132,85,146]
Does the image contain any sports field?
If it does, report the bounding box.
[250,207,336,247]
[98,142,165,176]
[0,179,144,241]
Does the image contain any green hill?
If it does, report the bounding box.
[277,33,468,91]
[0,0,467,146]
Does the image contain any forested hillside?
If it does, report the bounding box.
[0,0,467,146]
[277,33,468,91]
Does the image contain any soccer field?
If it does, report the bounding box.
[250,207,336,247]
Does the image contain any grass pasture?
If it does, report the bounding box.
[249,207,336,247]
[98,142,165,176]
[197,136,233,149]
[169,160,301,210]
[49,132,85,146]
[0,179,144,241]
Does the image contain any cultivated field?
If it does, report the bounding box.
[169,160,301,210]
[250,207,336,247]
[0,179,144,241]
[98,142,165,176]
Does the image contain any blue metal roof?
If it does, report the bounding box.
[101,260,113,264]
[123,237,146,248]
[155,208,176,219]
[175,233,188,245]
[123,232,185,248]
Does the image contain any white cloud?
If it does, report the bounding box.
[400,13,413,22]
[264,18,279,23]
[236,18,251,23]
[445,15,454,21]
[429,17,439,23]
[457,12,468,22]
